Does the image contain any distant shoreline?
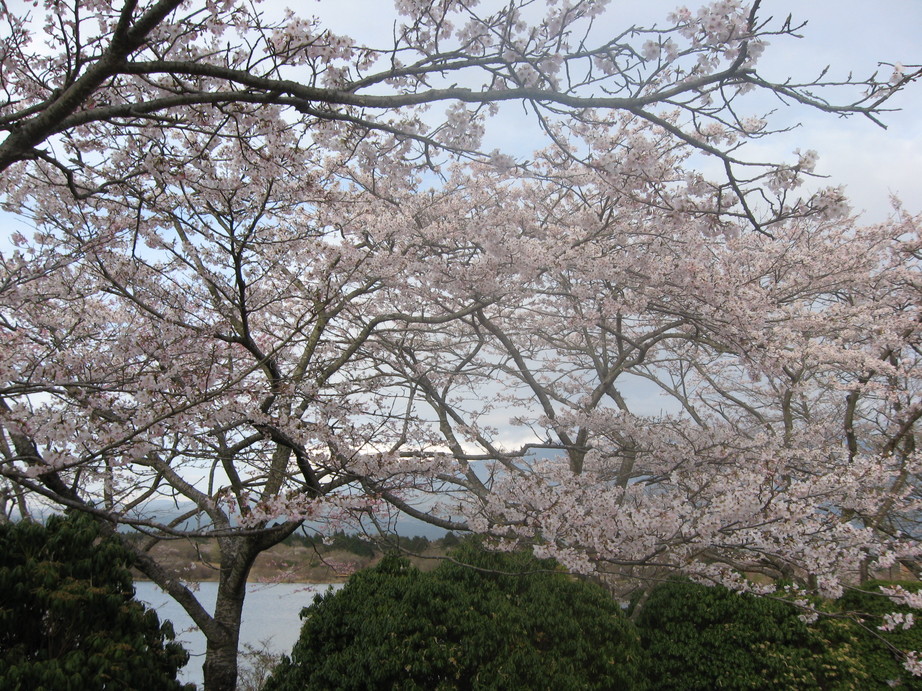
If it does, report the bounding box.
[132,576,348,584]
[129,533,455,585]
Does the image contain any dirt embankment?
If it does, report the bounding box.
[132,537,448,583]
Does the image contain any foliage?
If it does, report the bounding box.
[439,532,462,548]
[835,580,922,689]
[288,531,378,559]
[634,579,869,690]
[0,513,191,690]
[391,534,432,554]
[265,541,643,690]
[329,532,377,558]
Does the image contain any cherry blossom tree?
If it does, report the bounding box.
[1,0,920,688]
[0,134,508,688]
[405,160,922,594]
[384,150,922,667]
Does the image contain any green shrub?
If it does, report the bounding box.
[0,513,191,691]
[265,540,643,690]
[836,580,922,689]
[635,579,868,690]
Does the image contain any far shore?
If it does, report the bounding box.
[129,533,452,585]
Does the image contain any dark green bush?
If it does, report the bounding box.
[635,579,868,690]
[0,513,191,691]
[836,580,922,689]
[265,540,643,690]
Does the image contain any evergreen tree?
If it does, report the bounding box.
[266,541,642,690]
[0,513,191,690]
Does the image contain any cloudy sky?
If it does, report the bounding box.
[730,0,921,222]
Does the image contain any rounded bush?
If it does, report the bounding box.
[266,540,643,690]
[0,513,191,690]
[635,579,868,690]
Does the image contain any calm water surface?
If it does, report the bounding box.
[135,581,342,689]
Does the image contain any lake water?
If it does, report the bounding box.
[135,581,342,689]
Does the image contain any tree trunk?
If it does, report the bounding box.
[122,518,300,691]
[203,629,242,691]
[202,536,260,691]
[202,588,244,691]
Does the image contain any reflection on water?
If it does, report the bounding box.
[135,581,342,689]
